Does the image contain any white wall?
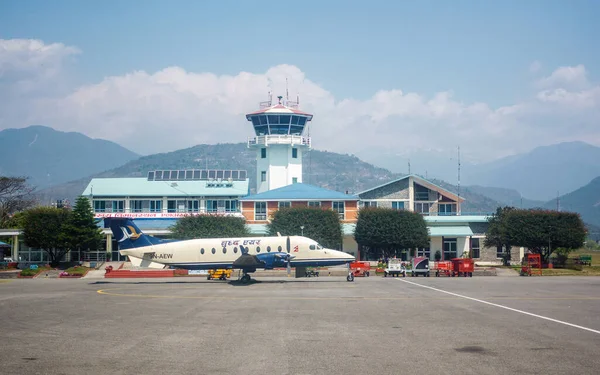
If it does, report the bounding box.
[256,144,305,193]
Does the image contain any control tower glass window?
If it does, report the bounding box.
[292,148,298,158]
[261,148,266,158]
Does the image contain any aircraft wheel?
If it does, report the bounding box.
[241,274,251,284]
[384,272,387,277]
[347,273,354,282]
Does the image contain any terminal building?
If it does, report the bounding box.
[1,94,517,265]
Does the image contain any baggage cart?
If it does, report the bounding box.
[451,258,474,277]
[350,261,371,277]
[431,261,453,277]
[207,269,232,280]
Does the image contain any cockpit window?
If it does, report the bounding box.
[310,244,323,250]
[309,245,316,250]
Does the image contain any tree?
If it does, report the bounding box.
[0,176,36,228]
[58,196,104,259]
[484,206,515,266]
[170,215,250,239]
[354,208,429,259]
[486,208,587,264]
[267,207,343,249]
[22,206,70,267]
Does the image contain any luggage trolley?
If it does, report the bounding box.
[431,261,453,277]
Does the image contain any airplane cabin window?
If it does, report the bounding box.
[267,246,271,252]
[234,247,238,253]
[223,247,227,254]
[309,245,316,250]
[201,248,204,254]
[256,246,261,253]
[278,246,282,252]
[211,248,216,254]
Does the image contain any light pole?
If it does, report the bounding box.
[300,225,304,236]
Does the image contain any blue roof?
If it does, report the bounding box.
[82,178,249,197]
[240,183,359,201]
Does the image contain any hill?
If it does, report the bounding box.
[463,141,600,201]
[465,185,545,209]
[0,125,139,189]
[37,142,504,213]
[544,176,600,228]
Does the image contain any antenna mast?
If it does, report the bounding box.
[457,146,461,213]
[408,159,411,174]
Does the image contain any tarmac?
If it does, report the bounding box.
[1,275,599,375]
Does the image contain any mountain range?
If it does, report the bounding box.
[0,126,139,189]
[1,126,599,230]
[361,141,600,201]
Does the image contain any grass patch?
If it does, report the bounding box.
[19,265,53,277]
[63,266,89,276]
[568,249,600,266]
[542,267,600,276]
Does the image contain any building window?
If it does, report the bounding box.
[417,247,431,259]
[363,201,377,208]
[187,200,199,212]
[443,238,457,260]
[414,184,430,201]
[333,201,345,219]
[278,201,291,209]
[392,201,404,210]
[497,246,504,259]
[261,171,266,182]
[471,238,480,258]
[292,177,298,184]
[261,148,267,158]
[255,202,267,220]
[150,200,162,213]
[308,201,321,208]
[93,200,106,212]
[292,148,298,158]
[110,200,124,213]
[439,203,456,216]
[206,200,238,213]
[415,202,430,215]
[131,200,143,213]
[167,200,177,213]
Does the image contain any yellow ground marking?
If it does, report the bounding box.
[97,287,600,301]
[0,280,13,284]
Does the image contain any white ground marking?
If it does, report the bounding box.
[397,278,600,335]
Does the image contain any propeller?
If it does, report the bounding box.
[286,237,292,276]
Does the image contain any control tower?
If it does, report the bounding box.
[246,94,313,193]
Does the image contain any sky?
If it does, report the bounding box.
[1,0,599,165]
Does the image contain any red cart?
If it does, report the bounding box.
[431,261,453,277]
[350,261,371,277]
[451,258,474,277]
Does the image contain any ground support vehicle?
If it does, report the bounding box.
[451,258,474,277]
[431,261,453,277]
[350,261,371,277]
[520,253,542,276]
[384,258,406,277]
[207,269,232,280]
[305,267,320,277]
[411,257,430,277]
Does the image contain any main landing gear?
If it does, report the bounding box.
[237,270,252,284]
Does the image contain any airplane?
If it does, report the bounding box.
[104,218,356,283]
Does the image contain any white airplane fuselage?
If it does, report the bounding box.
[120,235,355,270]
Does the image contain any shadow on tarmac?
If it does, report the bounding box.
[90,278,349,287]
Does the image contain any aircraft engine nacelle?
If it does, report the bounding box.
[256,252,293,270]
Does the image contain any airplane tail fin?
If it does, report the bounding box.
[104,218,161,250]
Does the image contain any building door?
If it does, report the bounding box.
[443,238,457,260]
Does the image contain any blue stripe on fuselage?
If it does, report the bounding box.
[165,258,351,270]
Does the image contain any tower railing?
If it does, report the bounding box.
[248,135,311,148]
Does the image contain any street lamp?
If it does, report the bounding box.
[300,225,304,236]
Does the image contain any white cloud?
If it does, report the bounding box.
[536,64,589,90]
[0,38,599,166]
